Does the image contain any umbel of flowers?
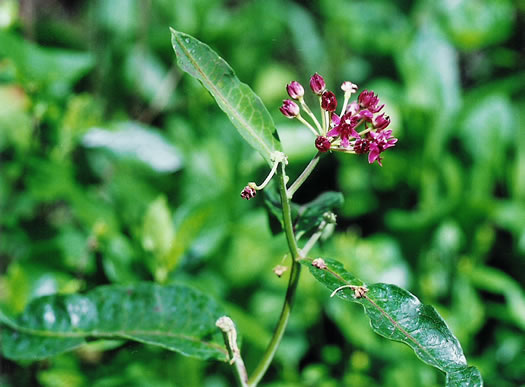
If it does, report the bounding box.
[280,73,397,166]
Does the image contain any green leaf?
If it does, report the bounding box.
[170,28,281,165]
[301,257,482,386]
[264,189,343,239]
[0,283,228,362]
[295,192,343,239]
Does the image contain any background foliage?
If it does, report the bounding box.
[1,0,524,386]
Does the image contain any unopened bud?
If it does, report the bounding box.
[321,91,337,112]
[315,136,331,152]
[309,73,326,95]
[240,184,257,200]
[279,99,300,118]
[286,81,304,100]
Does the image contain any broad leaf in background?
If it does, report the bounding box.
[0,283,228,362]
[82,121,182,173]
[301,257,483,387]
[170,28,282,166]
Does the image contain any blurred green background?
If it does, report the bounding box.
[0,0,524,386]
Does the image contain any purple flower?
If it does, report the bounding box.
[346,101,360,115]
[358,90,384,113]
[310,73,326,95]
[327,113,360,148]
[356,109,373,122]
[373,113,390,130]
[321,91,337,112]
[240,185,257,200]
[279,99,300,118]
[286,81,304,100]
[367,129,398,166]
[331,113,340,127]
[315,136,331,152]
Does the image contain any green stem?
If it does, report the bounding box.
[287,152,321,199]
[247,163,301,387]
[300,220,327,257]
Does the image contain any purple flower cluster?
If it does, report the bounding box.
[279,73,397,166]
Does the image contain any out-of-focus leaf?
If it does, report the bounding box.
[459,93,515,162]
[82,122,182,173]
[466,264,525,330]
[124,46,172,106]
[396,22,460,114]
[322,0,409,55]
[436,0,514,50]
[170,28,282,166]
[301,257,482,386]
[0,31,93,97]
[0,85,32,152]
[0,283,228,362]
[142,195,174,258]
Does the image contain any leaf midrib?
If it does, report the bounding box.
[172,29,274,161]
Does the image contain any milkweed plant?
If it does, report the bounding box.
[0,29,483,387]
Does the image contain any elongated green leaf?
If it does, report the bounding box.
[301,257,482,387]
[170,28,281,165]
[0,283,228,362]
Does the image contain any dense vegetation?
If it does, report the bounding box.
[1,0,524,386]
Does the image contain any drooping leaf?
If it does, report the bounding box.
[301,257,483,386]
[170,28,281,165]
[0,283,228,362]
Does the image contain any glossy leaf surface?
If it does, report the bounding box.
[170,28,281,165]
[0,283,228,362]
[301,257,482,386]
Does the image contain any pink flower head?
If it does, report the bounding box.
[327,112,360,148]
[286,81,304,100]
[310,73,326,95]
[367,130,398,166]
[321,91,337,112]
[315,136,331,152]
[331,113,340,127]
[358,90,384,113]
[240,185,257,200]
[356,109,373,122]
[373,113,390,130]
[279,99,300,118]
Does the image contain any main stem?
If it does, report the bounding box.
[247,163,301,386]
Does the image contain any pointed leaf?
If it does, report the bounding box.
[0,283,228,362]
[301,257,482,386]
[295,192,343,239]
[264,189,342,239]
[170,28,281,165]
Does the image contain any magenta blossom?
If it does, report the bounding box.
[327,112,360,148]
[358,90,384,113]
[367,130,398,166]
[373,113,390,130]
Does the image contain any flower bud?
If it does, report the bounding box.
[240,185,257,200]
[341,81,358,94]
[279,99,300,118]
[321,91,337,112]
[315,136,331,152]
[309,73,326,95]
[286,81,304,100]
